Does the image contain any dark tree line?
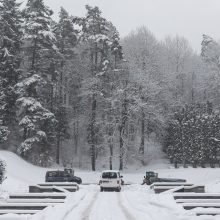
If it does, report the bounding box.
[0,0,125,169]
[164,102,220,168]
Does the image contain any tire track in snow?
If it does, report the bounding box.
[121,191,156,220]
[89,191,127,220]
[62,193,88,220]
[81,192,98,220]
[117,192,137,220]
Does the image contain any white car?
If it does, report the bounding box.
[99,170,123,192]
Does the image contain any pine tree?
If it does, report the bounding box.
[201,35,220,68]
[16,75,56,166]
[54,7,77,58]
[15,0,57,165]
[164,102,220,168]
[0,0,23,144]
[74,5,113,171]
[111,30,123,69]
[52,7,77,164]
[23,0,56,73]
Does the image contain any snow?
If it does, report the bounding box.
[101,169,120,173]
[0,151,48,193]
[29,185,184,220]
[88,34,109,43]
[38,30,55,40]
[1,151,220,219]
[17,97,42,111]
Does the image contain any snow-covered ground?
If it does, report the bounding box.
[1,150,220,220]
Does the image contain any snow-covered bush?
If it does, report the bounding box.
[27,151,53,167]
[0,160,6,184]
[164,102,220,167]
[0,126,10,143]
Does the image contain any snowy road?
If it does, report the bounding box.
[0,151,220,220]
[1,184,220,220]
[1,151,220,220]
[29,185,204,220]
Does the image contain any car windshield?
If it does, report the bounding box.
[47,172,57,177]
[102,172,117,179]
[146,172,155,177]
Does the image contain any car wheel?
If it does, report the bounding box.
[146,179,151,185]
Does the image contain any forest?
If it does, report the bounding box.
[0,0,220,170]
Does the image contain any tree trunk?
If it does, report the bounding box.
[89,41,99,171]
[108,105,114,170]
[109,141,113,170]
[50,83,54,111]
[31,37,37,71]
[56,135,60,164]
[183,159,187,168]
[73,106,79,154]
[174,160,178,168]
[193,162,197,168]
[90,94,97,171]
[119,94,128,171]
[119,124,123,171]
[73,119,79,154]
[139,109,145,154]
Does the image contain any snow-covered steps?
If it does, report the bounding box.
[173,193,220,215]
[0,202,56,211]
[38,182,79,187]
[150,182,194,188]
[176,199,220,203]
[9,193,66,200]
[192,208,220,216]
[173,193,220,200]
[29,183,79,193]
[29,182,79,193]
[182,203,220,210]
[0,192,68,216]
[29,185,66,193]
[6,198,65,203]
[152,182,204,194]
[0,209,39,215]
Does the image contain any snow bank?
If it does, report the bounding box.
[0,151,48,193]
[1,151,220,219]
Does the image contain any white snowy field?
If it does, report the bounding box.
[1,150,220,220]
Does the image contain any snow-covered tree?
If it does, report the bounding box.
[0,126,10,143]
[52,7,78,164]
[165,102,220,167]
[111,30,123,69]
[23,0,56,74]
[161,36,195,105]
[0,0,23,144]
[0,159,6,184]
[201,35,220,69]
[15,0,57,165]
[123,27,164,156]
[201,34,220,105]
[54,7,78,58]
[15,75,56,165]
[74,5,115,171]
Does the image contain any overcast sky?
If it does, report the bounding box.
[23,0,220,52]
